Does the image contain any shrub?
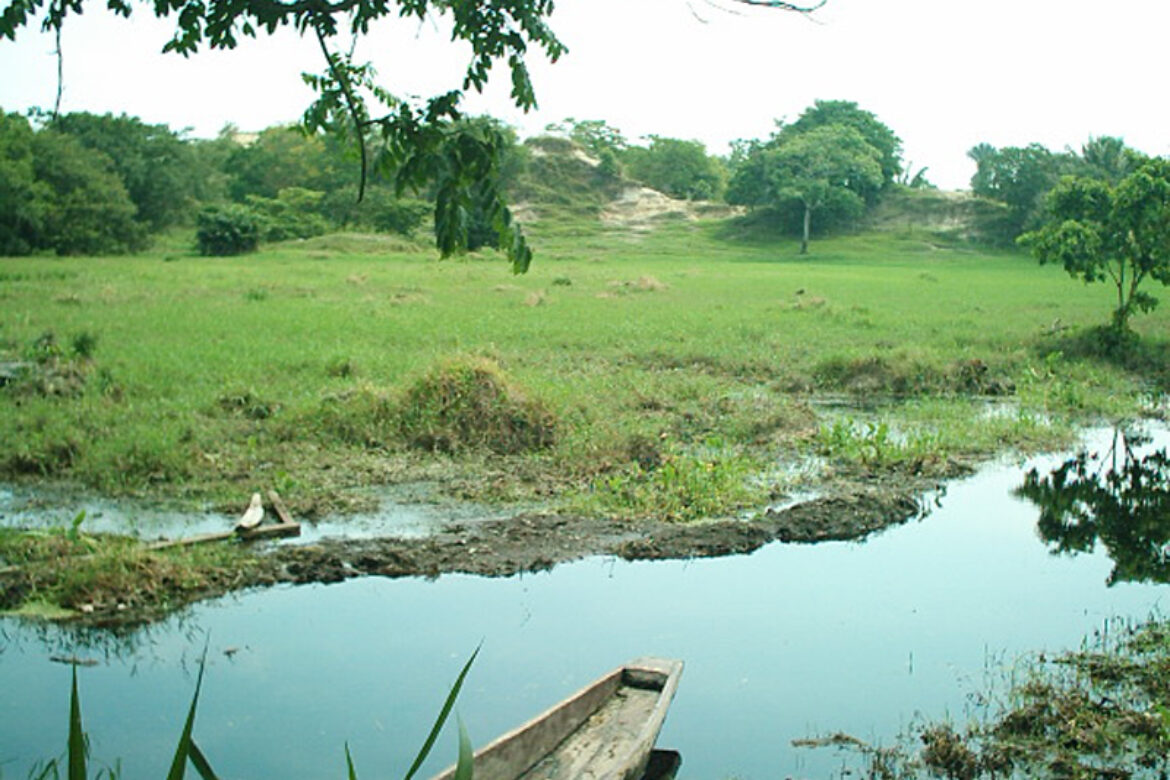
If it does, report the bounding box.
[196,204,261,256]
[368,195,430,236]
[246,188,331,242]
[397,357,556,454]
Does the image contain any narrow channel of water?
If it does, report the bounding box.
[2,426,1168,779]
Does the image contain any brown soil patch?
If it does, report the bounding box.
[5,484,929,628]
[264,486,921,587]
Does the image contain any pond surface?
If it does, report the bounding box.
[3,426,1169,779]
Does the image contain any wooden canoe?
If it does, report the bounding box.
[432,657,683,780]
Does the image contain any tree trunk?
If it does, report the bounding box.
[800,204,811,255]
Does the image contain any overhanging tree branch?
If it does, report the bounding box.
[727,0,825,9]
[312,21,369,201]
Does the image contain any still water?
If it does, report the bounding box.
[2,426,1169,779]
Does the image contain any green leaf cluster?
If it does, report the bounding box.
[0,111,145,256]
[1021,158,1170,335]
[725,101,897,252]
[623,136,727,201]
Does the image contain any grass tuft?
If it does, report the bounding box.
[397,356,557,455]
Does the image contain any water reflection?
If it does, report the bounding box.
[4,426,1170,779]
[1017,429,1170,585]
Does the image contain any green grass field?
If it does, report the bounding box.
[2,219,1166,519]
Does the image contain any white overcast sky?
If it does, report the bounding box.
[2,0,1168,190]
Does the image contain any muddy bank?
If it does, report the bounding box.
[268,487,923,585]
[1,484,926,628]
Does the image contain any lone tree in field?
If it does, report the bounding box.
[766,124,883,254]
[1,0,824,270]
[1022,158,1170,340]
[725,100,898,252]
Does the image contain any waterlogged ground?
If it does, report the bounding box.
[3,425,1170,779]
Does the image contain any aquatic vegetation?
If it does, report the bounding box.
[813,417,950,473]
[34,647,479,779]
[799,617,1170,779]
[0,524,255,621]
[574,442,766,522]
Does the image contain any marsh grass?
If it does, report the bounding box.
[33,644,479,780]
[801,617,1170,779]
[573,443,767,522]
[0,222,1165,517]
[396,356,557,455]
[0,525,253,618]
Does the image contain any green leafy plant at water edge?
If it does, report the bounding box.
[29,646,216,780]
[814,418,948,471]
[579,446,764,523]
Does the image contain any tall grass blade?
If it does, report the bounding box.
[165,643,210,780]
[453,714,474,780]
[345,742,358,780]
[401,644,481,780]
[188,740,220,780]
[30,760,60,780]
[68,666,87,780]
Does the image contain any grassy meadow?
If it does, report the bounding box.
[1,218,1167,520]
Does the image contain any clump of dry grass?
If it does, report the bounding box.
[397,356,557,455]
[604,275,670,294]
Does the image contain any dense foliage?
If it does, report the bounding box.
[52,111,205,230]
[0,0,575,269]
[1021,158,1170,336]
[725,100,900,250]
[967,136,1148,246]
[195,204,261,256]
[623,136,727,200]
[0,110,474,256]
[0,111,144,255]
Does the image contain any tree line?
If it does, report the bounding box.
[3,101,1167,339]
[0,109,440,256]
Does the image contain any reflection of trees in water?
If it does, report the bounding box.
[1,607,206,670]
[1017,429,1170,586]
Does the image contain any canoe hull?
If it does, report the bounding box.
[432,657,683,780]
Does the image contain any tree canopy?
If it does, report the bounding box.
[776,99,902,197]
[624,136,727,201]
[0,110,145,255]
[1,0,824,269]
[724,100,897,251]
[52,111,203,230]
[765,124,883,253]
[1021,158,1170,337]
[968,142,1066,243]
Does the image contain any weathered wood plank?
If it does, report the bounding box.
[267,490,296,526]
[144,520,299,551]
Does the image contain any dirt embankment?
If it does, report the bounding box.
[266,487,923,587]
[2,483,926,628]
